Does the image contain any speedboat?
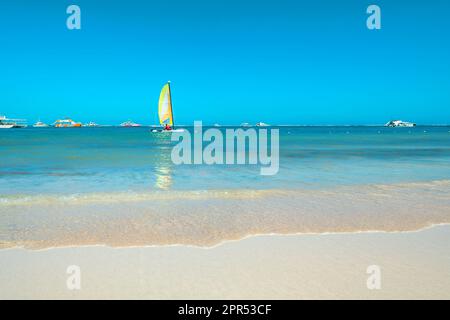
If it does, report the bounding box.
[256,122,270,127]
[54,118,82,128]
[385,120,416,127]
[0,115,27,129]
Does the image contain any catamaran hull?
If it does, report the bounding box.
[151,129,185,133]
[0,125,15,129]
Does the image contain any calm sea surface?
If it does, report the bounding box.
[1,126,449,195]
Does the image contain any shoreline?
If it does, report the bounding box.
[1,222,449,253]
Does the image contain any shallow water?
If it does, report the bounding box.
[1,180,450,249]
[1,126,450,249]
[1,126,449,194]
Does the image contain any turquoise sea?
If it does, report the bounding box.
[1,126,449,194]
[1,126,450,249]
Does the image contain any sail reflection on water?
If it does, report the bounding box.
[155,166,172,190]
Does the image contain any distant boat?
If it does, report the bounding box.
[54,118,82,128]
[256,122,270,127]
[214,123,221,127]
[33,120,50,128]
[385,120,416,127]
[120,120,141,127]
[241,122,251,127]
[0,115,27,129]
[151,81,184,133]
[84,121,99,127]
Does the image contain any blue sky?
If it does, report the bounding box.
[1,0,449,125]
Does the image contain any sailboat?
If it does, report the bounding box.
[151,81,184,133]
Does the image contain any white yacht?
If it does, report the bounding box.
[33,120,50,128]
[385,120,416,127]
[84,121,100,127]
[120,120,141,127]
[256,122,270,127]
[0,115,27,129]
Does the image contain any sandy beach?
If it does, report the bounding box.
[2,0,450,302]
[1,224,449,300]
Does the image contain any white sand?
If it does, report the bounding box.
[1,225,450,299]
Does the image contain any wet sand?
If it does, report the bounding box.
[1,225,450,299]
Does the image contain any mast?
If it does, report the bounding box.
[167,81,175,129]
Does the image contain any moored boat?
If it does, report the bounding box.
[385,120,416,127]
[33,120,50,128]
[0,115,27,129]
[120,120,141,127]
[84,121,100,127]
[54,118,82,128]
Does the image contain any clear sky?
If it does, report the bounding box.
[1,0,449,125]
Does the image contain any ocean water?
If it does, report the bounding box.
[1,126,450,249]
[1,126,449,194]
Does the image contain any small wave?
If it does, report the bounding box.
[0,189,288,206]
[1,179,449,250]
[1,179,449,206]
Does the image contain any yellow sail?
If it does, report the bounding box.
[158,83,174,126]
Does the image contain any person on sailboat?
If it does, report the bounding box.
[164,123,172,131]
